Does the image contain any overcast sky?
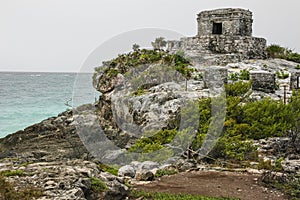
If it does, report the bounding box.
[1,0,300,72]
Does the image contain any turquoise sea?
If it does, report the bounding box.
[0,72,99,138]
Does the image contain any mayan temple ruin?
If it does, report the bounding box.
[168,8,267,65]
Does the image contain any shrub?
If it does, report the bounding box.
[229,72,239,81]
[276,70,289,79]
[129,129,178,153]
[266,44,286,58]
[239,69,250,80]
[98,163,119,176]
[225,81,251,97]
[90,177,108,192]
[266,44,300,64]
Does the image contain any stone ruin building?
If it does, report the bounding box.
[167,8,267,66]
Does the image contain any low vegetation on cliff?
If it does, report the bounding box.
[266,44,300,63]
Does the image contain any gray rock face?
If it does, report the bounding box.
[118,165,136,178]
[250,71,276,93]
[135,170,154,181]
[290,71,300,90]
[0,159,129,200]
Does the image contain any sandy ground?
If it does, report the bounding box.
[133,170,289,200]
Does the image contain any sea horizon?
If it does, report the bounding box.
[0,71,99,138]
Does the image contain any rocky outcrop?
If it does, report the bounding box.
[0,107,90,164]
[0,105,131,200]
[0,159,129,200]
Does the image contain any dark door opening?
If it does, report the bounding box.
[212,23,222,34]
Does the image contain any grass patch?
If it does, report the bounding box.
[155,169,178,178]
[1,170,24,177]
[131,190,239,200]
[98,163,119,176]
[0,174,43,200]
[90,177,108,192]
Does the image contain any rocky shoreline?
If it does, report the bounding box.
[0,79,299,199]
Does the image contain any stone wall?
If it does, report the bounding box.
[197,8,253,37]
[168,35,266,58]
[250,71,276,93]
[167,35,266,65]
[290,72,300,90]
[167,8,266,66]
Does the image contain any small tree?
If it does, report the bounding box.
[132,43,140,51]
[151,37,167,50]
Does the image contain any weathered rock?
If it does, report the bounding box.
[175,159,197,172]
[0,159,129,200]
[118,165,136,178]
[250,71,276,93]
[135,170,154,181]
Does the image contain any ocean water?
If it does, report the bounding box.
[0,72,99,138]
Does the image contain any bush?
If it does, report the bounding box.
[276,70,289,79]
[239,69,250,80]
[91,177,107,192]
[98,163,119,176]
[266,44,286,58]
[225,81,251,97]
[266,44,300,64]
[229,72,239,81]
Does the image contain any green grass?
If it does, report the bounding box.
[90,177,108,192]
[155,169,178,178]
[0,174,43,200]
[98,163,119,176]
[1,170,24,177]
[131,190,240,200]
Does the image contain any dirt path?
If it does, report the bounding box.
[133,170,288,200]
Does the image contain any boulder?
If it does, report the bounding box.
[118,165,136,178]
[135,170,154,181]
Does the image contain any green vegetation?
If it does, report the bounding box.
[0,174,43,200]
[266,44,300,63]
[98,163,119,176]
[131,190,239,200]
[151,37,167,50]
[129,129,177,153]
[229,70,250,82]
[132,43,140,51]
[20,162,33,167]
[1,170,24,177]
[239,69,250,80]
[276,70,289,79]
[90,177,108,192]
[229,72,239,81]
[94,49,193,90]
[128,81,300,164]
[225,81,251,97]
[155,169,178,178]
[131,86,149,96]
[295,65,300,70]
[262,172,300,199]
